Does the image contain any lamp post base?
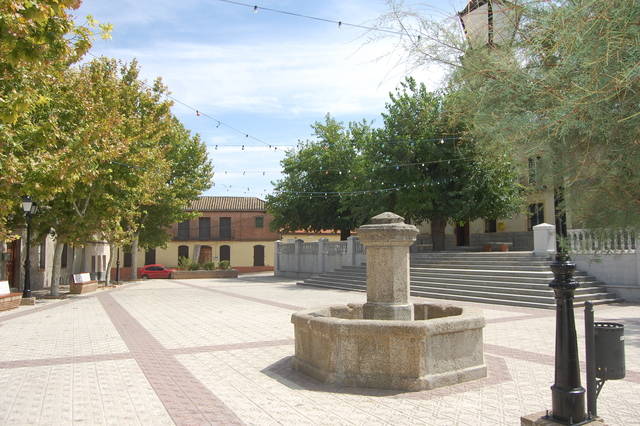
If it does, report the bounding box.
[521,411,604,426]
[20,297,36,306]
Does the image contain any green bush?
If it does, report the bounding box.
[218,260,231,270]
[202,261,217,270]
[178,256,195,270]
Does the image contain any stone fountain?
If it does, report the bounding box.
[291,212,487,391]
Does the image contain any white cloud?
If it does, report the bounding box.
[99,38,446,117]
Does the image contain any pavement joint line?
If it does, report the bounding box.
[96,292,244,425]
[172,280,304,311]
[484,343,640,384]
[0,281,143,325]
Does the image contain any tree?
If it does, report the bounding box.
[359,78,523,250]
[0,0,110,239]
[136,118,213,250]
[267,80,523,250]
[381,0,640,229]
[266,115,374,240]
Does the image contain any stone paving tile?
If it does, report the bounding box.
[111,283,295,350]
[0,275,638,425]
[0,359,173,425]
[0,296,128,362]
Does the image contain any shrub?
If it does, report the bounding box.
[218,260,231,270]
[202,261,217,270]
[178,256,195,270]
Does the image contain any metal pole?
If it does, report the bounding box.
[115,246,120,284]
[585,301,597,418]
[549,252,586,424]
[22,213,32,299]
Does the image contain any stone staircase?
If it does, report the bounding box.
[298,251,623,309]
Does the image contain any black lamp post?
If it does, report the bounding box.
[549,252,586,423]
[21,196,38,299]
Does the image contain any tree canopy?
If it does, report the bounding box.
[267,78,524,249]
[266,115,371,240]
[380,0,640,229]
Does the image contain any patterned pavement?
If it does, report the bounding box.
[0,274,638,425]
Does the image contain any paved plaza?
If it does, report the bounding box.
[0,274,638,425]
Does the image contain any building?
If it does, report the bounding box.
[414,158,557,251]
[138,196,281,273]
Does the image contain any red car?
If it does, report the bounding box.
[138,264,176,279]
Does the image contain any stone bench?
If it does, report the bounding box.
[483,242,513,252]
[0,280,22,311]
[70,273,98,294]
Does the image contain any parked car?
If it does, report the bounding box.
[137,264,176,279]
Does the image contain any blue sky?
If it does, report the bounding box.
[75,0,467,198]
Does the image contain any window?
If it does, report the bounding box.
[528,156,541,185]
[220,245,230,262]
[91,256,96,273]
[145,248,156,265]
[255,216,264,228]
[528,203,545,231]
[124,252,132,267]
[39,239,46,268]
[178,245,189,261]
[61,244,68,268]
[198,217,211,240]
[177,220,190,240]
[219,217,231,239]
[485,219,497,233]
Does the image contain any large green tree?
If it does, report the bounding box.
[266,115,374,240]
[0,0,110,239]
[381,0,640,229]
[358,78,523,250]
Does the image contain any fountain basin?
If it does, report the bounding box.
[291,303,486,391]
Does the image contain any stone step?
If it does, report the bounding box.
[410,270,592,282]
[305,276,608,297]
[409,283,614,301]
[411,259,553,267]
[411,264,554,271]
[297,281,622,310]
[411,267,589,278]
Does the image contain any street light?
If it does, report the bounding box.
[21,196,38,299]
[458,1,586,423]
[458,0,521,48]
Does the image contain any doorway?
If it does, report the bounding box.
[253,245,265,267]
[198,245,212,264]
[455,222,470,246]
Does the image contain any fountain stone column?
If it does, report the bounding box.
[358,212,419,321]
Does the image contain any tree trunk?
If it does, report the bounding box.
[430,218,447,252]
[131,234,139,280]
[105,243,115,285]
[340,228,351,241]
[50,240,64,296]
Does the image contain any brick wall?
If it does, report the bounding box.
[170,211,281,242]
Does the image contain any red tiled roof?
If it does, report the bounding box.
[186,196,266,212]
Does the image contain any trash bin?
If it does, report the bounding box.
[594,322,625,380]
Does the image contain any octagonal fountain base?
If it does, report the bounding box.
[291,303,486,391]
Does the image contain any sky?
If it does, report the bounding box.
[74,0,467,199]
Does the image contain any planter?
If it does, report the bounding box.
[170,269,238,279]
[0,293,22,311]
[70,281,98,294]
[482,244,492,252]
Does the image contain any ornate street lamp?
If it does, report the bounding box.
[21,196,38,299]
[458,0,521,48]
